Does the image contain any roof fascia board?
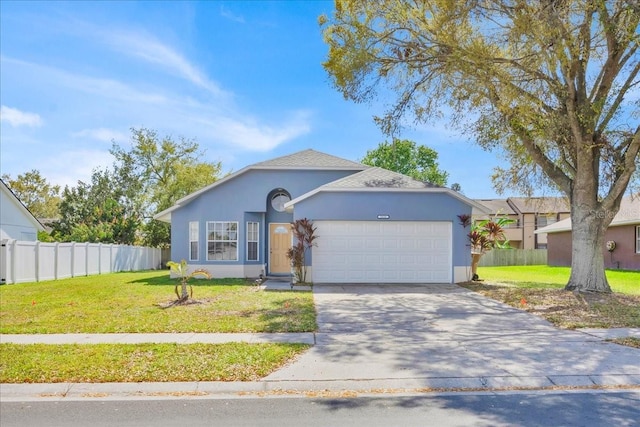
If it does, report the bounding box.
[285,187,491,213]
[1,180,45,231]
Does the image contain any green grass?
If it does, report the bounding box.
[0,343,309,383]
[0,271,316,333]
[477,266,640,295]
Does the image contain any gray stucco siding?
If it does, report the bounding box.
[170,169,357,264]
[292,191,473,266]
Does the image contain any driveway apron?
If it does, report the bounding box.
[265,284,640,388]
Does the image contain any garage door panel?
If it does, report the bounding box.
[312,220,452,284]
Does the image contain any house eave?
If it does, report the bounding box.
[285,187,491,213]
[535,218,640,234]
[1,179,45,232]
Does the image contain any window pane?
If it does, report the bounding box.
[246,222,259,261]
[190,242,198,260]
[248,242,258,261]
[189,222,199,261]
[189,222,198,240]
[207,222,238,261]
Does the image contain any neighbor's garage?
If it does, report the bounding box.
[312,221,452,284]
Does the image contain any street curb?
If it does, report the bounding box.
[3,375,640,402]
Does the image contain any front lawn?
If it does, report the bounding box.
[0,342,309,383]
[0,271,316,333]
[476,266,640,295]
[461,266,640,329]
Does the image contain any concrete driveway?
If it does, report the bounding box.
[265,284,640,390]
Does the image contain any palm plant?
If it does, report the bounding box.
[460,215,515,281]
[166,259,211,303]
[286,218,318,284]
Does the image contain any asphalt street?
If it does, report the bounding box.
[2,390,639,427]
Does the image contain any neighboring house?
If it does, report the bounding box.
[474,197,570,249]
[0,178,44,241]
[155,149,489,284]
[535,197,640,270]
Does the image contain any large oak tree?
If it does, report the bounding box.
[321,0,639,292]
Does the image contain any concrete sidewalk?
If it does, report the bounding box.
[2,284,639,401]
[0,332,315,345]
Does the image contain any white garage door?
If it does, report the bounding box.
[312,221,452,284]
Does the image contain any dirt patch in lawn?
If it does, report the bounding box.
[608,337,640,348]
[459,282,640,329]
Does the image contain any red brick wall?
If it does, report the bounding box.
[547,225,640,270]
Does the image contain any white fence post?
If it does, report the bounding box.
[0,239,9,284]
[10,239,17,284]
[35,241,40,282]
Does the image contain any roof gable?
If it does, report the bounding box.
[0,179,45,232]
[154,149,367,222]
[286,167,490,213]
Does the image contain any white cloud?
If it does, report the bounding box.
[0,105,43,127]
[103,30,225,96]
[44,148,115,189]
[2,56,167,105]
[209,111,312,151]
[220,5,245,24]
[72,128,129,143]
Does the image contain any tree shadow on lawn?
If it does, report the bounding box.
[254,297,317,332]
[127,273,251,287]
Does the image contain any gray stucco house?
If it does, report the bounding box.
[154,149,487,284]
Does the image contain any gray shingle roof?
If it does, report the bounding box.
[252,149,365,169]
[508,197,570,214]
[321,167,440,189]
[475,199,517,215]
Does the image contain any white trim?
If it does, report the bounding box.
[636,225,640,254]
[246,221,259,261]
[172,264,265,279]
[0,179,45,232]
[285,187,490,214]
[206,221,239,261]
[453,266,470,283]
[188,221,199,261]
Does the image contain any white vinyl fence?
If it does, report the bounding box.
[0,239,162,284]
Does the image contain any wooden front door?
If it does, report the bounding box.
[269,223,292,274]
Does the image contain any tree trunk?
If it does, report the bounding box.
[471,253,483,279]
[181,282,189,300]
[565,204,611,293]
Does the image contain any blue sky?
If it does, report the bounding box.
[1,0,507,198]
